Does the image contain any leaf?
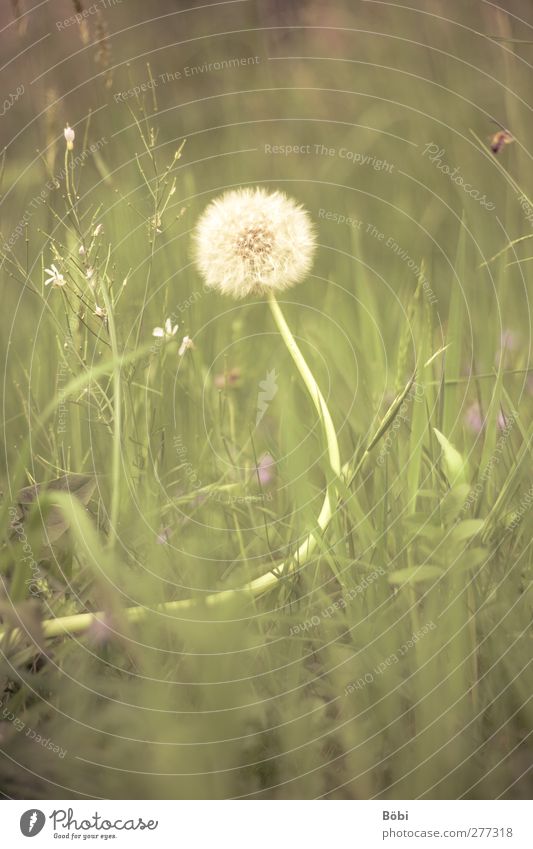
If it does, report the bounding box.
[433,428,468,486]
[449,519,485,547]
[388,565,443,585]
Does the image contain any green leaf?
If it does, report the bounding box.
[449,519,485,547]
[433,428,468,486]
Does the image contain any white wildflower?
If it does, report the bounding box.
[64,124,75,151]
[44,264,65,288]
[152,318,178,339]
[178,335,194,356]
[93,223,103,237]
[193,187,316,298]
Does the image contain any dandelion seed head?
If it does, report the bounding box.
[193,187,316,298]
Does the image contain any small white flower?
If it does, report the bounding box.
[193,187,316,298]
[86,266,95,281]
[178,335,194,356]
[93,223,103,237]
[94,304,106,319]
[64,124,75,151]
[44,264,65,287]
[78,244,86,256]
[152,318,178,339]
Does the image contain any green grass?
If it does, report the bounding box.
[0,0,532,800]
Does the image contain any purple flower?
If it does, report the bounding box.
[496,329,520,366]
[256,452,275,488]
[465,401,506,434]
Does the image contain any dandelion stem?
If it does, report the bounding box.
[267,292,341,477]
[2,461,349,642]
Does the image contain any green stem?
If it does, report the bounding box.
[267,292,341,476]
[100,277,122,548]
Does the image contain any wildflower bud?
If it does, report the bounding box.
[64,124,75,151]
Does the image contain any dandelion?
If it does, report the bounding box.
[178,335,194,356]
[193,187,316,298]
[152,318,178,339]
[194,186,342,579]
[64,124,75,151]
[44,264,65,287]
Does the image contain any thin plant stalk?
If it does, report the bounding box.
[100,272,122,549]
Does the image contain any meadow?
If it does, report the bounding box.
[0,0,532,799]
